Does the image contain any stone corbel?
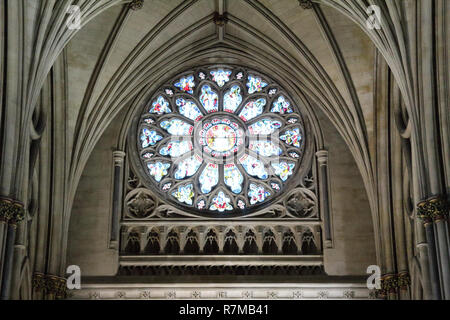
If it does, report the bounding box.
[129,0,144,11]
[298,0,313,9]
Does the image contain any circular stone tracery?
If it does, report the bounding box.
[199,119,244,157]
[134,66,306,216]
[206,124,236,151]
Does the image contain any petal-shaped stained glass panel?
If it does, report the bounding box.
[248,184,270,205]
[239,98,266,122]
[199,163,219,194]
[159,141,193,157]
[249,141,283,157]
[247,75,268,94]
[271,96,293,114]
[149,96,172,115]
[147,162,170,182]
[280,128,302,148]
[174,75,195,94]
[197,199,206,210]
[140,128,163,148]
[172,184,194,205]
[174,155,203,180]
[160,119,193,136]
[289,152,300,159]
[209,191,233,212]
[223,85,242,113]
[248,119,282,135]
[199,85,219,113]
[224,164,244,194]
[210,69,232,87]
[176,98,203,121]
[239,155,268,179]
[271,162,295,181]
[271,182,281,191]
[237,199,246,210]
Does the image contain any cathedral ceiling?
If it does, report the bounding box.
[64,0,377,221]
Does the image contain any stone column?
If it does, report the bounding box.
[418,196,450,299]
[417,198,447,300]
[109,151,126,249]
[316,150,332,248]
[0,199,25,300]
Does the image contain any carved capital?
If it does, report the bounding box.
[32,273,46,291]
[0,197,25,225]
[113,150,126,166]
[213,12,228,26]
[417,196,449,223]
[379,274,397,297]
[377,272,411,298]
[32,273,67,299]
[315,150,328,166]
[129,0,144,11]
[397,271,411,289]
[298,0,313,9]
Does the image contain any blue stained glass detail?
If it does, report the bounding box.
[248,119,282,135]
[199,85,219,113]
[271,96,293,114]
[174,75,195,94]
[239,98,266,122]
[199,164,219,194]
[147,162,170,182]
[247,75,268,94]
[249,141,283,157]
[172,184,194,205]
[248,184,270,205]
[280,128,302,148]
[176,98,203,121]
[223,85,242,113]
[160,119,193,136]
[149,96,172,115]
[174,155,203,180]
[224,164,244,194]
[140,128,163,148]
[271,162,295,181]
[159,141,193,157]
[210,191,233,212]
[239,154,268,180]
[210,69,232,87]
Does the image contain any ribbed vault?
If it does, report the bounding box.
[65,1,379,266]
[5,0,447,300]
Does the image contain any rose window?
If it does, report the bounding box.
[135,66,306,216]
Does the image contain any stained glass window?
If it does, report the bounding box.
[136,66,306,215]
